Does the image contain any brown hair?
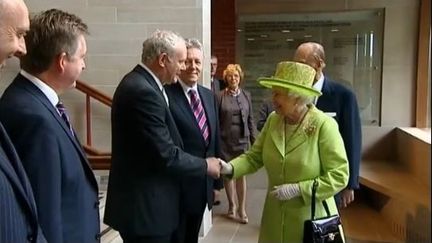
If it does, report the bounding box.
[20,8,88,74]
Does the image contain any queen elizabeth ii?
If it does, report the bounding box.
[220,61,349,243]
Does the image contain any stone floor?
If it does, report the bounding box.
[96,170,393,243]
[98,189,265,243]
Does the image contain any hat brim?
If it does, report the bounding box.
[258,77,322,97]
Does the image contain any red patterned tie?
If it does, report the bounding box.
[188,90,209,146]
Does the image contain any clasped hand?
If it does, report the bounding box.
[205,157,233,178]
[270,183,301,201]
[218,159,233,175]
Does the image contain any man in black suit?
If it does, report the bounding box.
[165,38,223,243]
[294,42,362,208]
[256,99,273,131]
[0,9,100,242]
[210,55,226,92]
[0,2,46,242]
[104,30,221,243]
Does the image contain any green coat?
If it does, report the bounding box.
[231,105,349,243]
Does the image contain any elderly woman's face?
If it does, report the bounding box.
[225,70,241,90]
[271,87,297,117]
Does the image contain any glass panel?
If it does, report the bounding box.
[236,9,384,125]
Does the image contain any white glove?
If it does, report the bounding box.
[270,183,301,201]
[219,159,233,175]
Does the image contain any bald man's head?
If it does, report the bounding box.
[0,0,29,69]
[293,42,326,82]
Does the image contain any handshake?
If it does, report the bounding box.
[205,157,233,179]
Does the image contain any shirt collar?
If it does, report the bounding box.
[178,80,199,103]
[179,80,198,94]
[313,74,325,92]
[20,70,59,107]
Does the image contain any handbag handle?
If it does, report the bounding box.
[310,180,332,220]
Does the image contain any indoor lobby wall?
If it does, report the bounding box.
[0,0,211,151]
[236,0,420,127]
[232,0,423,192]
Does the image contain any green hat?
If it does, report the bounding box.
[258,61,322,97]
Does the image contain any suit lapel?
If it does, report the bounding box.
[269,116,285,156]
[316,77,331,109]
[134,66,185,148]
[285,125,308,155]
[15,75,97,188]
[270,108,312,156]
[198,86,215,142]
[172,83,197,124]
[0,124,37,216]
[133,65,166,103]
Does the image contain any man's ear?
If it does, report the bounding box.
[318,59,326,70]
[158,53,167,68]
[56,52,68,73]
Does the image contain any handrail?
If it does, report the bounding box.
[83,145,111,156]
[75,80,112,169]
[75,80,112,147]
[75,80,112,107]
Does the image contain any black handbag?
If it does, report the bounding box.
[303,180,343,243]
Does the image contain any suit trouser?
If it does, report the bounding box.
[120,232,175,243]
[173,204,206,243]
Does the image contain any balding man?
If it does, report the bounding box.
[0,0,46,242]
[294,42,362,208]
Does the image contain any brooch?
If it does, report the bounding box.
[303,118,317,137]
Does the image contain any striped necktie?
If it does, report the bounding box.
[188,89,209,146]
[56,101,74,136]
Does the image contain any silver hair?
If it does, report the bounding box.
[184,38,202,51]
[286,89,313,105]
[141,30,185,63]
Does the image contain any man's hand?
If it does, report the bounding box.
[270,183,301,201]
[206,157,220,179]
[219,159,233,175]
[339,189,354,208]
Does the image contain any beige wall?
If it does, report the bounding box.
[0,0,211,151]
[0,0,422,150]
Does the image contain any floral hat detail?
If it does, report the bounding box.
[258,61,322,97]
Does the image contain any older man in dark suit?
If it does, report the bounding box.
[0,1,45,242]
[165,39,223,243]
[294,42,362,208]
[104,31,221,243]
[0,9,100,242]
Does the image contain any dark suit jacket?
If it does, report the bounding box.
[211,78,225,92]
[256,99,273,131]
[316,77,362,189]
[0,74,100,243]
[165,82,223,214]
[104,65,208,237]
[0,123,46,243]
